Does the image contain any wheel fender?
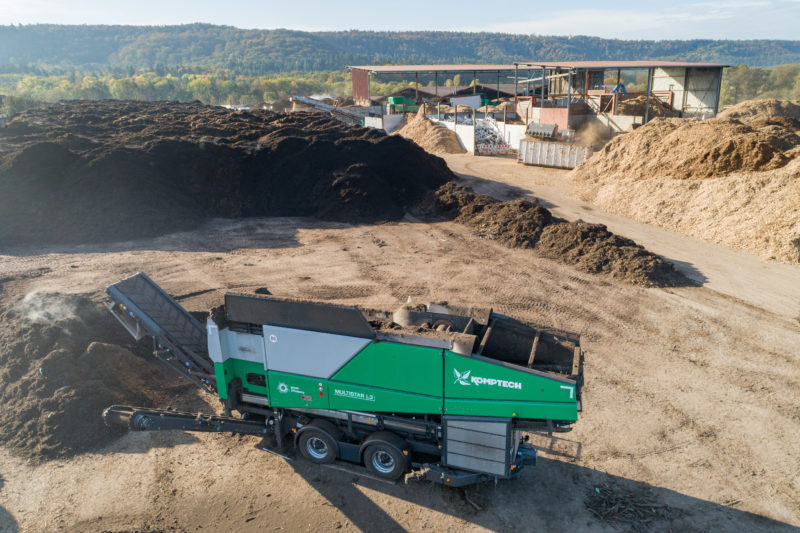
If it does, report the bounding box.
[359,431,409,466]
[293,418,342,450]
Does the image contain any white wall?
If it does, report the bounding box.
[383,113,405,133]
[571,114,643,135]
[363,113,407,134]
[684,68,721,116]
[651,67,720,116]
[450,95,481,109]
[363,116,383,130]
[503,124,527,150]
[651,67,685,113]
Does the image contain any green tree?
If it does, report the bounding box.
[769,64,800,94]
[725,65,769,103]
[2,94,34,116]
[109,78,139,100]
[187,76,212,102]
[792,72,800,99]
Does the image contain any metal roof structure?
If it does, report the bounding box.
[349,61,727,116]
[348,60,727,73]
[348,64,515,73]
[514,60,728,69]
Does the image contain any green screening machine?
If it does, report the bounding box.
[103,273,584,486]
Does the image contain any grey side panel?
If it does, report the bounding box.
[262,325,371,378]
[207,319,224,363]
[225,293,375,339]
[443,417,511,477]
[220,329,266,365]
[446,427,506,449]
[446,441,506,463]
[446,452,506,476]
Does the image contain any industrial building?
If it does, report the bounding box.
[348,61,727,149]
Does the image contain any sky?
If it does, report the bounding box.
[1,0,799,40]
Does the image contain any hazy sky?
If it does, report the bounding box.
[1,0,799,40]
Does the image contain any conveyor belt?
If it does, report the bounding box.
[103,405,268,435]
[106,272,215,391]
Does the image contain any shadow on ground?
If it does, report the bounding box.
[0,212,452,259]
[663,257,709,286]
[288,453,798,532]
[453,173,536,203]
[0,217,310,257]
[0,474,19,533]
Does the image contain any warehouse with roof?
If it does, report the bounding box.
[349,60,726,128]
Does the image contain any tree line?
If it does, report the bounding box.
[2,64,798,118]
[3,25,800,77]
[0,70,351,109]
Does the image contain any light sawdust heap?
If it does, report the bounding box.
[495,101,516,112]
[575,117,793,180]
[718,99,800,122]
[718,99,800,159]
[393,108,466,154]
[435,104,476,114]
[616,95,679,118]
[572,99,800,263]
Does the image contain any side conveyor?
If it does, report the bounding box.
[103,405,268,435]
[106,272,215,392]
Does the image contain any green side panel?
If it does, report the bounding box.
[268,372,330,409]
[331,341,444,397]
[214,362,229,400]
[328,382,441,414]
[445,398,577,421]
[225,358,269,396]
[444,351,577,421]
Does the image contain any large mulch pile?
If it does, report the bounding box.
[392,108,466,154]
[422,183,690,287]
[572,99,800,263]
[0,100,453,245]
[574,116,794,181]
[717,99,800,122]
[0,292,181,460]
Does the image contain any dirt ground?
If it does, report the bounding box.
[1,158,799,532]
[445,154,800,321]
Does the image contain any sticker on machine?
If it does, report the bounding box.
[333,388,375,402]
[453,369,522,390]
[277,382,305,395]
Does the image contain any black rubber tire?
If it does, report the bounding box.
[297,428,338,464]
[364,443,406,480]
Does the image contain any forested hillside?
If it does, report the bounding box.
[3,25,800,75]
[2,24,799,113]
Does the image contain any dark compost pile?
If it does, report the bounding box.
[0,100,687,289]
[0,292,186,460]
[0,100,453,245]
[422,183,689,287]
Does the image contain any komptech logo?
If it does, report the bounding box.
[453,369,522,390]
[453,369,471,386]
